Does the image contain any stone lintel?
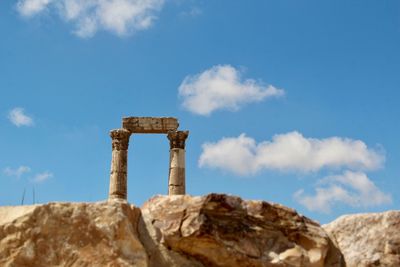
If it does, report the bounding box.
[122,117,179,134]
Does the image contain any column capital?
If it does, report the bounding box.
[110,128,131,151]
[167,130,189,149]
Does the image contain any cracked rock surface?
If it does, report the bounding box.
[141,194,344,267]
[0,194,346,267]
[324,211,400,267]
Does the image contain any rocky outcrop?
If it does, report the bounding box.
[0,202,148,267]
[0,194,344,267]
[324,211,400,267]
[141,194,344,267]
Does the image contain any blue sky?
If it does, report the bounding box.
[0,0,399,223]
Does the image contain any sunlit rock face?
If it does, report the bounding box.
[0,194,345,267]
[324,211,400,267]
[0,202,148,267]
[141,194,344,267]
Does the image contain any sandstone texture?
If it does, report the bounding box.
[324,211,400,267]
[0,194,345,267]
[0,202,147,267]
[141,194,344,267]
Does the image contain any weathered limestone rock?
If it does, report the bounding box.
[109,128,131,201]
[167,131,189,195]
[0,203,204,267]
[123,117,179,134]
[324,211,400,267]
[0,194,348,267]
[0,202,147,267]
[141,194,344,267]
[138,213,205,267]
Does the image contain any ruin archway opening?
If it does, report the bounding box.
[127,134,169,205]
[107,117,189,203]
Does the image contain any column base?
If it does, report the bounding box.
[108,195,128,203]
[168,184,185,195]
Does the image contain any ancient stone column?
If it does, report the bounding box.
[167,130,189,195]
[108,128,131,201]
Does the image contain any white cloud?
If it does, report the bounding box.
[199,134,257,176]
[8,107,34,127]
[294,171,392,213]
[179,65,284,116]
[3,166,53,184]
[16,0,165,38]
[32,171,53,183]
[17,0,52,17]
[3,166,31,179]
[180,6,202,17]
[199,131,384,175]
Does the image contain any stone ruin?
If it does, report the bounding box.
[108,117,189,201]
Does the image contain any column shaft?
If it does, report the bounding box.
[168,148,186,195]
[108,129,131,201]
[167,131,189,195]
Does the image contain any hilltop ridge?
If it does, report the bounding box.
[0,194,398,267]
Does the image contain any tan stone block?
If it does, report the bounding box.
[122,117,179,134]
